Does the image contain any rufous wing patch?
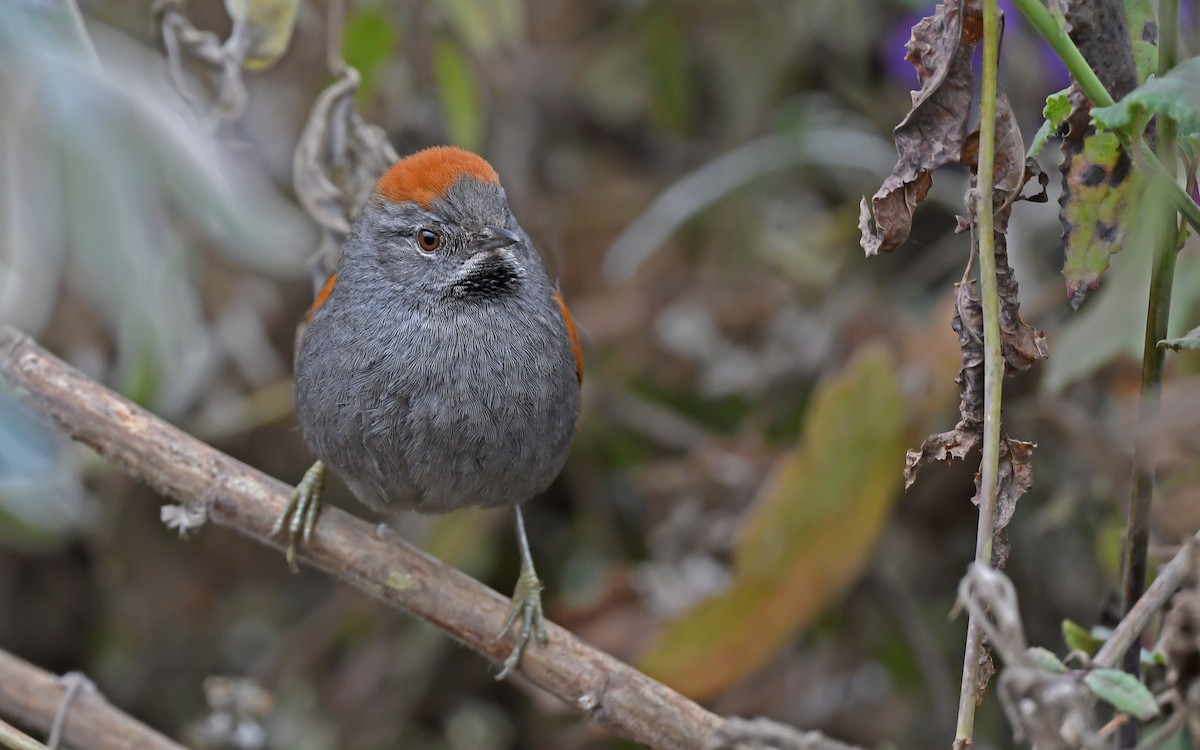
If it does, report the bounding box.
[553,291,584,386]
[376,146,500,208]
[306,272,337,322]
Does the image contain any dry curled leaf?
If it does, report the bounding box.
[904,279,983,488]
[960,88,1051,372]
[292,67,399,283]
[979,437,1036,568]
[154,0,249,126]
[906,86,1046,566]
[859,0,982,255]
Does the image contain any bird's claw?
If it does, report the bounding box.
[495,570,547,680]
[271,461,325,571]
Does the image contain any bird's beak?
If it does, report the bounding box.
[472,227,521,254]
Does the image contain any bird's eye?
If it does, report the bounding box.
[417,228,441,252]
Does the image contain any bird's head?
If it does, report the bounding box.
[345,146,530,303]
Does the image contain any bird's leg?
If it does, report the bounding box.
[270,460,325,571]
[496,505,548,680]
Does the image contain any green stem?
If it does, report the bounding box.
[954,0,1002,745]
[1140,141,1200,233]
[1119,3,1180,748]
[1008,0,1114,107]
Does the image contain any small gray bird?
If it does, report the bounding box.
[275,146,583,678]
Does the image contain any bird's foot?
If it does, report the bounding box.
[270,460,325,571]
[495,568,548,680]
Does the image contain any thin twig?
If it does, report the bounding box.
[0,326,859,750]
[1095,539,1194,669]
[0,650,183,750]
[953,1,1003,747]
[0,719,50,750]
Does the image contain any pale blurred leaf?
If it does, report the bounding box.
[225,0,300,70]
[1,4,313,414]
[1083,668,1159,719]
[639,346,905,699]
[1027,647,1069,674]
[1043,212,1200,392]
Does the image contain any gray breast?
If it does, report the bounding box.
[294,287,580,515]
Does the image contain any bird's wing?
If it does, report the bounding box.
[552,290,583,386]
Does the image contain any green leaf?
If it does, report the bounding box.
[639,346,905,699]
[1123,0,1157,84]
[432,38,484,151]
[1063,619,1106,655]
[1083,668,1160,719]
[1092,57,1200,137]
[1160,324,1200,350]
[342,9,399,105]
[1060,131,1143,307]
[1027,647,1069,674]
[1028,88,1072,159]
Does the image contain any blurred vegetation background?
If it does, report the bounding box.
[3,0,1200,748]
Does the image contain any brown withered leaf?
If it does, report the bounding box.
[906,87,1045,555]
[1057,0,1139,101]
[958,88,1035,205]
[958,89,1051,216]
[995,201,1049,372]
[980,436,1036,568]
[904,279,983,488]
[859,0,982,255]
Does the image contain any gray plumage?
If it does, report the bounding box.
[294,176,580,515]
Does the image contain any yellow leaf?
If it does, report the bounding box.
[639,345,905,699]
[224,0,300,71]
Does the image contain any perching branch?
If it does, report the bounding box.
[0,326,860,750]
[0,649,184,750]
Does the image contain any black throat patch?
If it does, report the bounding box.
[449,254,524,301]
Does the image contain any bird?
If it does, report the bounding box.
[273,145,583,679]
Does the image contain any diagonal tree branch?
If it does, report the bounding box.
[0,325,861,750]
[0,649,183,750]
